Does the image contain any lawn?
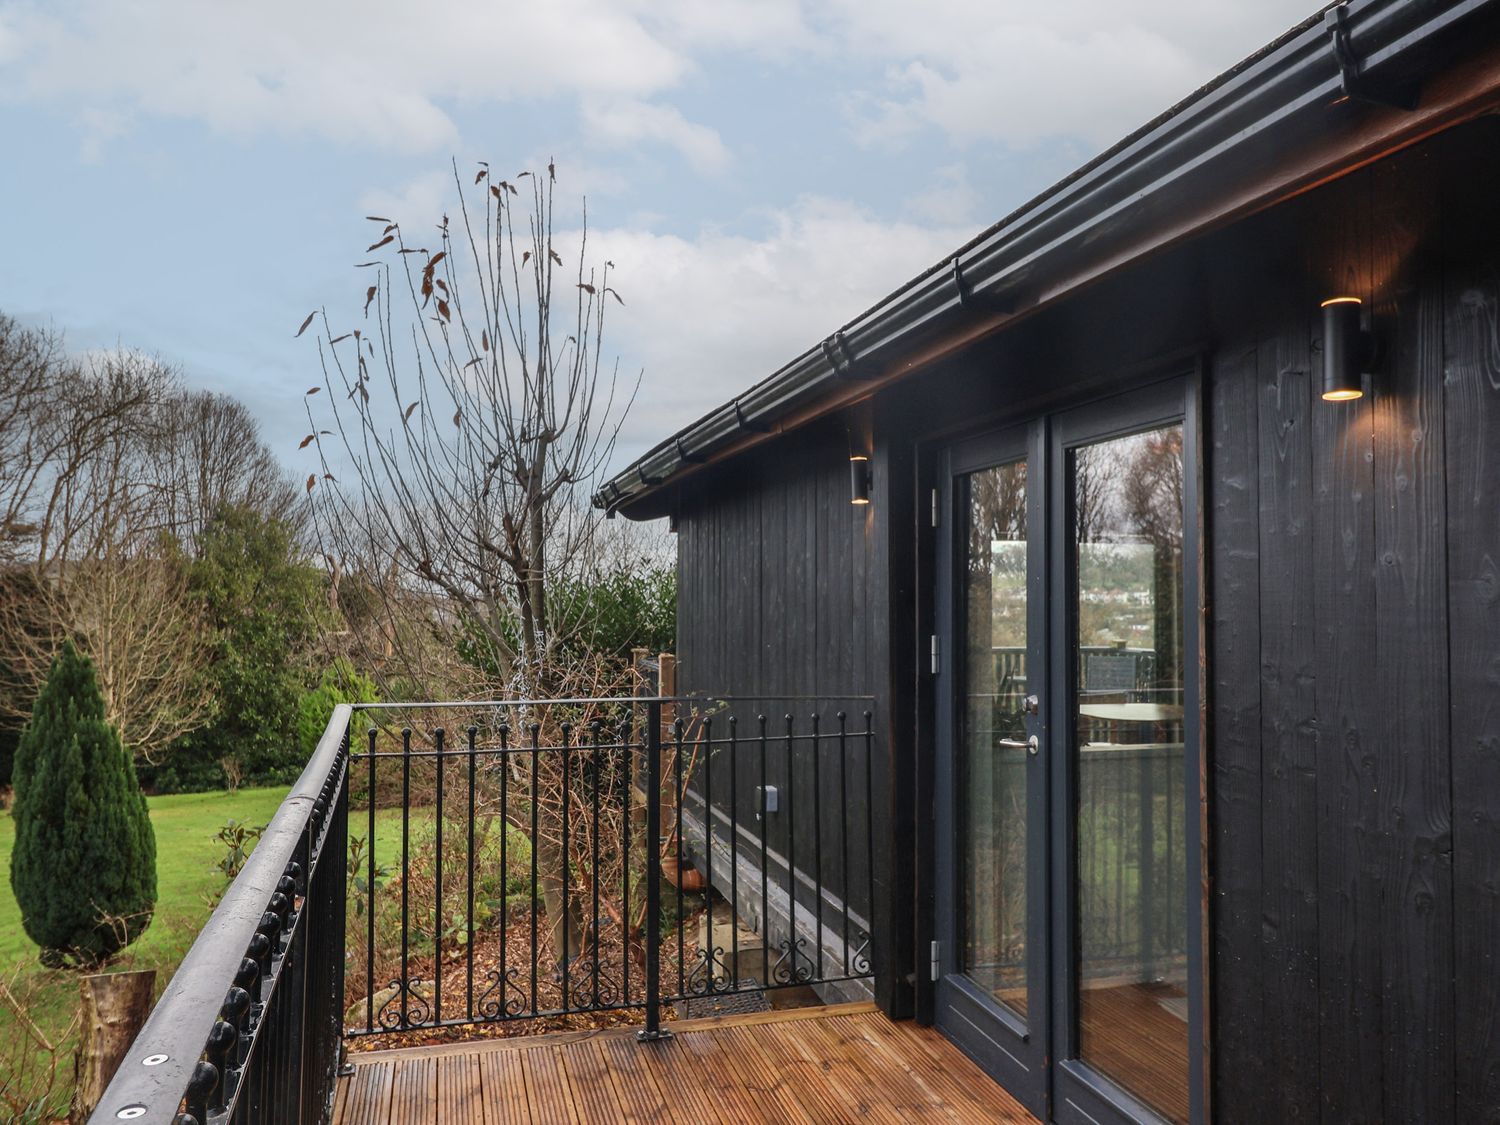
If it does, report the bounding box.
[0,785,290,964]
[0,786,289,1120]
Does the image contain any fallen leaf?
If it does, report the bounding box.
[295,311,316,337]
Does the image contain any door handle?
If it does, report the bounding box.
[998,736,1040,756]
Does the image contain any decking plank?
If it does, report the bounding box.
[477,1046,532,1125]
[332,1003,1041,1124]
[436,1051,486,1125]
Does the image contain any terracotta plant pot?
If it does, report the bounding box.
[661,854,707,893]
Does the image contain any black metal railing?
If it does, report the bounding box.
[93,705,352,1125]
[92,695,876,1124]
[344,696,877,1041]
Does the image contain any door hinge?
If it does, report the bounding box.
[929,634,940,675]
[930,940,941,982]
[930,487,940,528]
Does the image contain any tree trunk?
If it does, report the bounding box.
[72,969,155,1123]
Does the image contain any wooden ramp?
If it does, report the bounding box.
[333,1001,1037,1124]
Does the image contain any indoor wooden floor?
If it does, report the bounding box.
[333,1001,1038,1124]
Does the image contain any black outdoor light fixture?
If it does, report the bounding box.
[849,454,871,505]
[1321,296,1372,401]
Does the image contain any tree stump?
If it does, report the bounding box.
[72,969,155,1123]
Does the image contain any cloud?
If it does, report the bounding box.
[827,0,1321,149]
[0,0,691,152]
[588,197,974,458]
[580,99,730,175]
[906,163,980,226]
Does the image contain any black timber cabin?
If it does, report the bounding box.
[596,2,1500,1122]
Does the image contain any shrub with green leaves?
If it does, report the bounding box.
[9,641,158,966]
[297,658,379,760]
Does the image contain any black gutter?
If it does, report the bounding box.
[595,0,1498,516]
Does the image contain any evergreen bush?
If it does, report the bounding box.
[9,641,157,966]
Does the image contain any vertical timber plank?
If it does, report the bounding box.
[1307,170,1385,1125]
[1443,120,1500,1123]
[1208,331,1266,1121]
[1370,143,1454,1124]
[1255,261,1322,1120]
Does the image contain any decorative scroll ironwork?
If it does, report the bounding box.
[771,937,815,986]
[851,932,872,976]
[566,954,623,1009]
[685,944,731,996]
[377,976,433,1030]
[476,967,529,1020]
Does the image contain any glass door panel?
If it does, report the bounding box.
[1070,423,1188,1125]
[960,460,1029,1017]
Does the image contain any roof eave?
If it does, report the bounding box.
[598,0,1500,519]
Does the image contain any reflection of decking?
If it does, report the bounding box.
[333,1001,1038,1124]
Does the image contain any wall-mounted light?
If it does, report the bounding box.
[849,454,871,505]
[1321,296,1372,401]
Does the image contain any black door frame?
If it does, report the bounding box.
[932,420,1051,1120]
[922,369,1208,1125]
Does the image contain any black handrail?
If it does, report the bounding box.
[91,705,352,1125]
[96,694,877,1123]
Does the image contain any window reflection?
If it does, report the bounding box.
[961,459,1029,1016]
[1072,425,1188,1125]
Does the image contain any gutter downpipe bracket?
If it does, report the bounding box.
[733,399,774,434]
[822,330,870,379]
[951,255,1018,315]
[1327,3,1422,110]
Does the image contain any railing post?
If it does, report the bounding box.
[637,699,672,1042]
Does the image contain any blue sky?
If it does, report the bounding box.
[0,1,1316,473]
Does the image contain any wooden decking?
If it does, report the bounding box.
[333,1002,1037,1124]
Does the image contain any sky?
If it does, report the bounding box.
[0,1,1320,477]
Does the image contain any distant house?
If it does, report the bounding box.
[597,1,1500,1121]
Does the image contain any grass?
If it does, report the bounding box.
[0,786,290,1120]
[0,786,290,965]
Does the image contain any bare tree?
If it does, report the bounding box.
[0,324,298,759]
[302,160,636,965]
[144,389,302,545]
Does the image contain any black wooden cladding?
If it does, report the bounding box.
[670,117,1500,1122]
[674,428,887,1002]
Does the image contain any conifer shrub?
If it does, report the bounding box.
[9,641,157,966]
